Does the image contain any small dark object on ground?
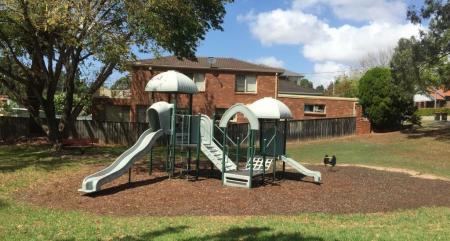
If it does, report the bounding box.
[323,155,336,167]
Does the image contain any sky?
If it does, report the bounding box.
[113,0,425,88]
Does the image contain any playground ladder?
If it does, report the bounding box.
[200,115,237,172]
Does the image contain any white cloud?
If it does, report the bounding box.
[253,56,285,68]
[240,9,329,46]
[239,1,421,86]
[308,61,350,87]
[302,22,419,63]
[293,0,407,24]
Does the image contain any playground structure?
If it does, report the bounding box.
[79,70,321,193]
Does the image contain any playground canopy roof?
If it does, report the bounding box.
[248,97,293,119]
[145,70,198,94]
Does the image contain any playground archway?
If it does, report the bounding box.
[218,103,259,130]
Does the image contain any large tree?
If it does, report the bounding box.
[297,78,313,89]
[358,67,416,131]
[325,74,359,98]
[111,76,131,90]
[0,0,231,143]
[407,0,450,89]
[390,37,440,93]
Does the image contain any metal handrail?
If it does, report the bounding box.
[214,124,237,146]
[264,133,276,148]
[239,132,250,145]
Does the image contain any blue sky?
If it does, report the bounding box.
[110,0,424,87]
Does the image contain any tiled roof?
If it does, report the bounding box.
[278,80,323,96]
[131,56,284,73]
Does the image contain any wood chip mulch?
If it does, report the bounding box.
[14,163,450,216]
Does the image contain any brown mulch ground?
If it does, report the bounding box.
[15,163,450,216]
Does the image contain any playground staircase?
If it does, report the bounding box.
[201,142,237,172]
[200,115,237,172]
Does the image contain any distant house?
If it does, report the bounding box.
[414,89,450,108]
[92,56,363,123]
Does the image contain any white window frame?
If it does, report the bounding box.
[193,73,205,91]
[304,104,326,114]
[235,74,257,93]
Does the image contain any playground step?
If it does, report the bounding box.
[199,115,237,172]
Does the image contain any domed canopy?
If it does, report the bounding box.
[145,70,198,94]
[248,97,293,119]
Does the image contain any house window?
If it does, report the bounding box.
[304,104,326,114]
[183,72,205,91]
[193,73,205,91]
[235,74,257,93]
[103,105,130,122]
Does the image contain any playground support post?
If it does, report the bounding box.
[169,93,177,178]
[283,119,288,178]
[249,129,255,188]
[187,94,193,177]
[149,147,153,175]
[262,138,267,184]
[128,168,131,184]
[221,127,227,185]
[273,121,278,181]
[195,114,201,180]
[236,136,240,170]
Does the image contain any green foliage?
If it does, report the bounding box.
[407,1,450,89]
[315,85,325,92]
[390,37,440,92]
[54,92,91,116]
[0,0,231,141]
[358,67,416,130]
[325,75,359,97]
[416,108,450,116]
[111,76,131,90]
[297,78,313,89]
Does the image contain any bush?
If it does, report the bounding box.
[416,108,450,116]
[358,67,416,131]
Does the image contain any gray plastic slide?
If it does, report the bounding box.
[79,129,164,193]
[280,155,321,183]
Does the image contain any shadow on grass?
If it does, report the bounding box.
[0,198,10,209]
[402,121,450,141]
[55,226,190,241]
[109,226,324,241]
[0,145,166,173]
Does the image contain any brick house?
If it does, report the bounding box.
[414,89,450,108]
[93,56,368,133]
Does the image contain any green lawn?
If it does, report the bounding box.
[288,121,450,178]
[0,121,449,240]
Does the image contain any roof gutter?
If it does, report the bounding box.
[129,63,284,74]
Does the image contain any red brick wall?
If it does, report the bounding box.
[278,96,356,119]
[129,68,278,120]
[94,67,365,130]
[356,118,371,134]
[355,104,371,134]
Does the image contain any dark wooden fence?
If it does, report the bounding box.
[0,116,152,145]
[0,116,356,145]
[223,117,356,144]
[285,117,356,141]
